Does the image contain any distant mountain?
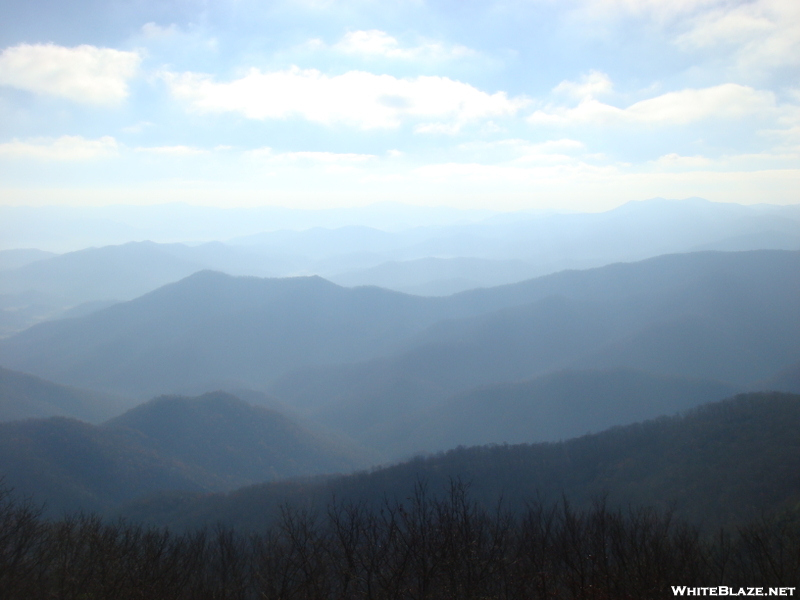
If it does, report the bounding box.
[0,271,455,397]
[0,202,493,251]
[231,225,412,257]
[3,199,799,335]
[273,250,800,442]
[0,240,291,335]
[0,391,372,516]
[121,392,800,533]
[761,361,800,394]
[0,241,205,304]
[689,229,800,252]
[0,290,62,337]
[0,366,131,423]
[4,250,798,405]
[0,249,56,271]
[360,369,738,457]
[329,256,542,296]
[399,197,800,267]
[106,392,372,486]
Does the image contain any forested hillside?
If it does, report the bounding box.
[362,369,737,456]
[0,366,131,423]
[121,392,800,533]
[0,392,370,515]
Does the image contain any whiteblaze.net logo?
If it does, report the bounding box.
[672,587,796,597]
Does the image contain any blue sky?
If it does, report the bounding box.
[0,0,798,211]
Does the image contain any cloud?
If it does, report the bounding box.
[134,145,206,155]
[669,0,800,74]
[674,5,775,50]
[141,22,180,39]
[456,138,588,165]
[651,153,714,169]
[244,148,378,175]
[0,135,119,160]
[247,148,376,163]
[333,30,475,60]
[0,44,140,105]
[163,67,526,129]
[553,71,613,100]
[121,121,154,134]
[574,0,800,73]
[529,83,775,126]
[576,0,721,21]
[413,122,462,135]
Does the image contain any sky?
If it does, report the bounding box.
[0,0,798,212]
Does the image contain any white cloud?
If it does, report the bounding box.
[163,67,526,129]
[412,160,620,184]
[141,22,180,39]
[121,121,154,134]
[651,153,714,168]
[574,0,800,73]
[413,122,462,135]
[0,135,119,160]
[457,138,588,164]
[246,147,376,163]
[0,43,140,105]
[134,145,206,155]
[553,71,613,100]
[577,0,722,21]
[529,83,775,126]
[333,30,475,60]
[674,6,774,50]
[673,0,800,71]
[244,148,378,175]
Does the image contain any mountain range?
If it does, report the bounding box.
[0,391,371,515]
[0,366,131,423]
[2,250,797,435]
[120,392,800,533]
[0,211,799,533]
[2,198,799,336]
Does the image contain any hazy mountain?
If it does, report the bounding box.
[106,392,372,485]
[329,257,542,296]
[0,391,372,516]
[0,416,217,515]
[363,369,738,457]
[0,366,132,423]
[689,229,800,252]
[274,295,628,428]
[272,250,800,442]
[0,249,57,271]
[0,242,208,334]
[3,199,798,337]
[121,392,800,532]
[0,202,495,251]
[761,361,800,394]
[362,198,800,270]
[230,225,413,257]
[0,271,456,397]
[53,300,119,320]
[0,290,62,337]
[4,249,797,407]
[0,240,298,335]
[0,241,206,305]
